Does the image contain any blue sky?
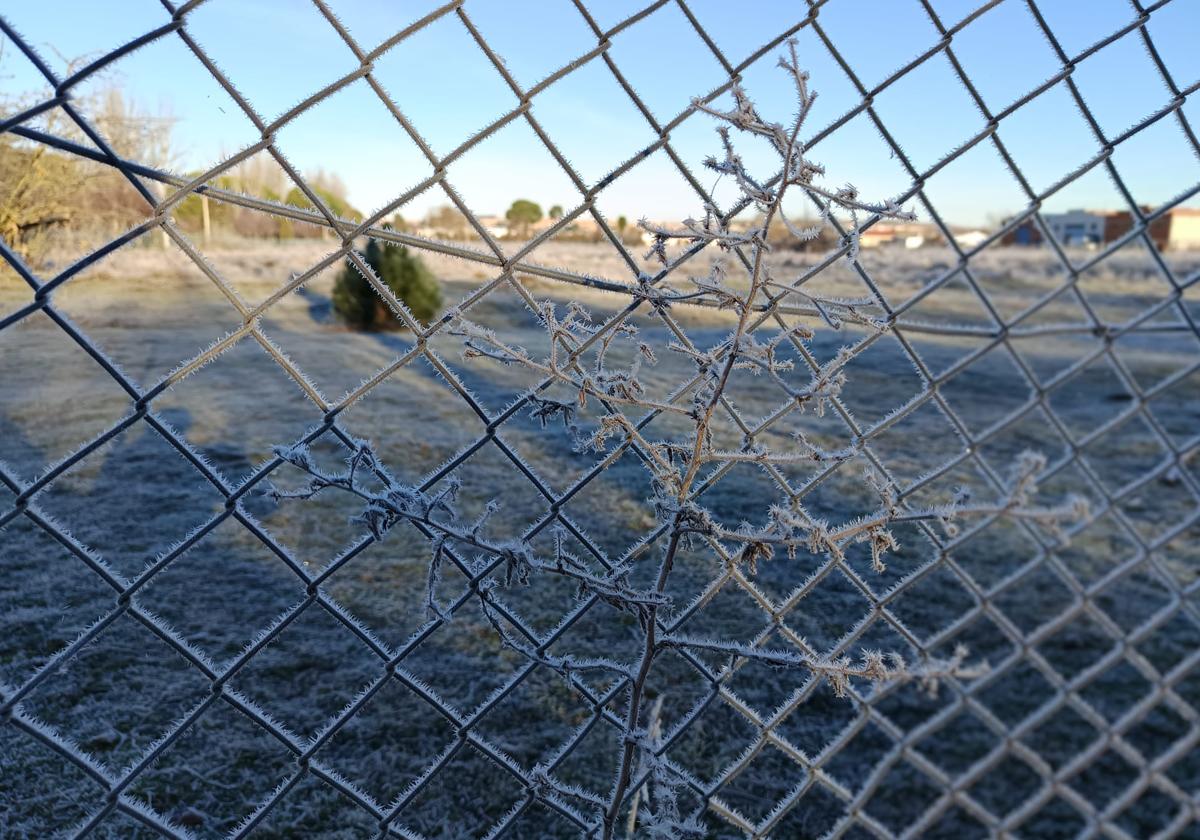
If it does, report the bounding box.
[3,0,1198,226]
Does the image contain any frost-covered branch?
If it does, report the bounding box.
[267,440,671,626]
[267,42,1088,840]
[657,636,987,699]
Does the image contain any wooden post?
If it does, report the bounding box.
[201,194,212,244]
[156,182,170,248]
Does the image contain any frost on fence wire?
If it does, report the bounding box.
[1,1,1199,839]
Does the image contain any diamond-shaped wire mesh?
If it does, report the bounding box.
[2,0,1199,837]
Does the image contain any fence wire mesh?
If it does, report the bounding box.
[1,0,1199,837]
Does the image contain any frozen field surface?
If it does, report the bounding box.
[2,241,1199,837]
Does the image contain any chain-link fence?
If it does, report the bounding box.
[2,0,1199,837]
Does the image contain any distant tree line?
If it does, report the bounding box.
[2,77,838,276]
[172,161,362,241]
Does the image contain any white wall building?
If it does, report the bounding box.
[1043,210,1106,246]
[955,229,989,249]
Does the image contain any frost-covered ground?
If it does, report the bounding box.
[2,240,1199,837]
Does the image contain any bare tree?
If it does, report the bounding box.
[0,59,177,265]
[422,203,473,239]
[0,110,79,263]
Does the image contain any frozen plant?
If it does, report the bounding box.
[269,42,1088,839]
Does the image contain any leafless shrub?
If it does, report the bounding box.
[268,45,1089,838]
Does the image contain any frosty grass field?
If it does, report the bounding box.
[2,239,1198,837]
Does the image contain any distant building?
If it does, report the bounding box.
[1047,209,1109,246]
[1003,207,1200,250]
[1157,207,1200,249]
[859,224,901,248]
[954,229,990,249]
[860,222,937,248]
[1003,217,1043,246]
[475,215,509,239]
